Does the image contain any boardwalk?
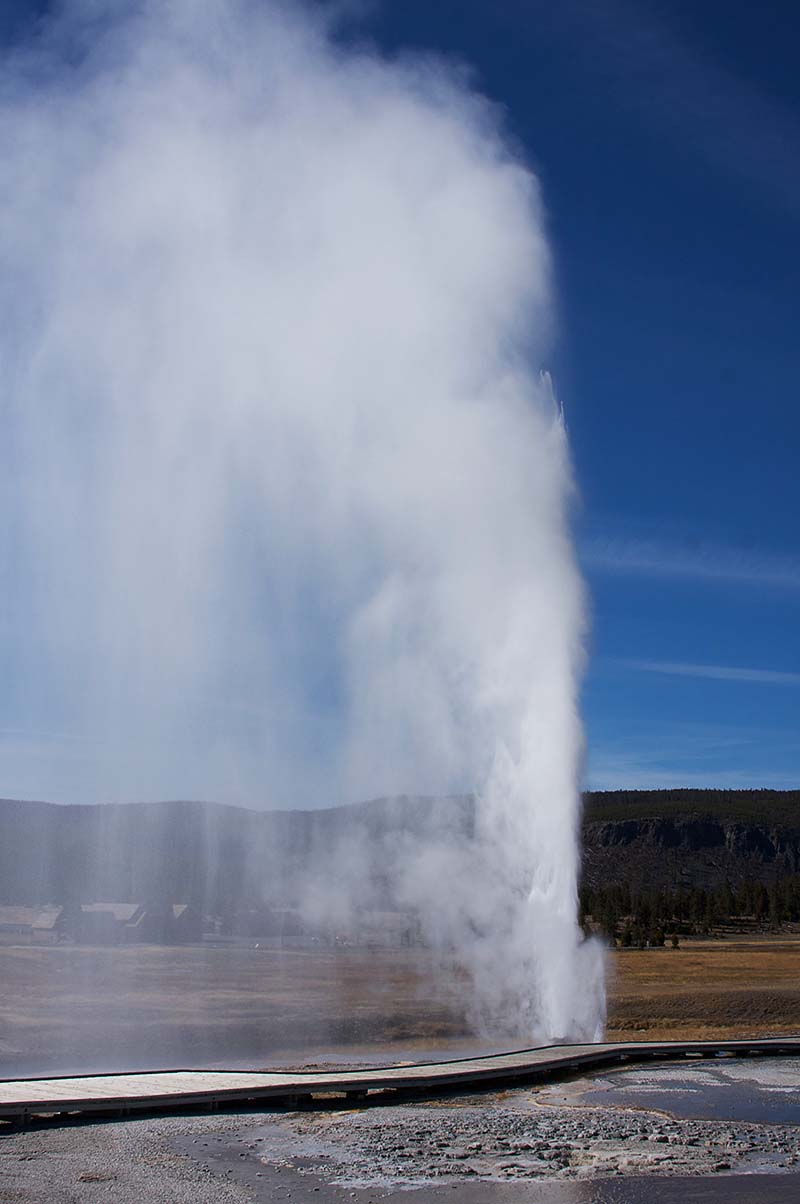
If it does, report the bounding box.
[1,1038,798,1123]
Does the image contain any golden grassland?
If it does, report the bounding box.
[607,934,800,1042]
[0,934,798,1076]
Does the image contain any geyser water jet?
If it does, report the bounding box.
[0,0,605,1041]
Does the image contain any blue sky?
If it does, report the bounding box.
[2,0,798,796]
[362,0,800,790]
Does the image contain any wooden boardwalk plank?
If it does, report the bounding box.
[1,1038,798,1120]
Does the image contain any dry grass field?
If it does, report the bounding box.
[607,935,800,1041]
[0,934,798,1078]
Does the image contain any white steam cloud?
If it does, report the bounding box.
[0,0,605,1040]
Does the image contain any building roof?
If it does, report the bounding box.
[0,905,64,929]
[31,906,63,930]
[81,903,141,922]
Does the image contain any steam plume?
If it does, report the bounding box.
[0,0,605,1040]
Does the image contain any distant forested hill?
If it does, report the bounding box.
[0,794,474,912]
[0,789,798,910]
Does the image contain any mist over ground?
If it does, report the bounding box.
[0,0,603,1041]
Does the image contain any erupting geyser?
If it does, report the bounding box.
[0,0,605,1041]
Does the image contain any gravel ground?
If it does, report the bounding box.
[2,1083,800,1202]
[269,1089,800,1185]
[0,1114,254,1204]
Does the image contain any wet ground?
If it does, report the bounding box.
[562,1056,800,1125]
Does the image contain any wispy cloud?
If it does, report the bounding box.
[583,536,800,590]
[618,659,800,687]
[586,718,799,792]
[545,0,800,218]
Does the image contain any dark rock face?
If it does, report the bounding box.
[578,789,800,891]
[724,823,797,864]
[582,816,800,891]
[588,818,728,851]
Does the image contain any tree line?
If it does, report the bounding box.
[582,787,800,826]
[580,875,800,948]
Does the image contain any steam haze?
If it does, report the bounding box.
[0,0,604,1040]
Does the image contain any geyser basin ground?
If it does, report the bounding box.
[2,1060,800,1204]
